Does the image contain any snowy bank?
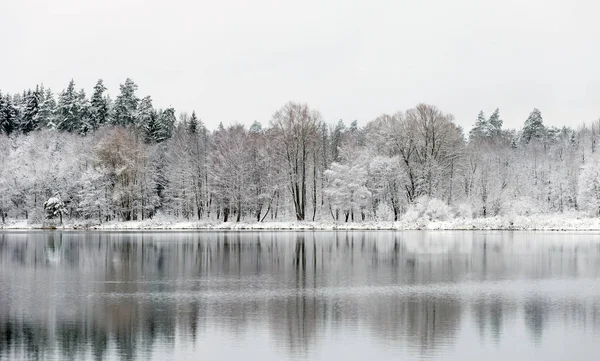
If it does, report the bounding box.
[2,214,600,231]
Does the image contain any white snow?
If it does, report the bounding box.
[3,213,600,231]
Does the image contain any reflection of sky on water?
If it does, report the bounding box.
[1,231,600,360]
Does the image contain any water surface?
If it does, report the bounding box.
[1,231,600,360]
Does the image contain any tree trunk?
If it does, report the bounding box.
[312,151,318,221]
[223,207,229,222]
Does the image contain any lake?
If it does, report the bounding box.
[1,231,600,360]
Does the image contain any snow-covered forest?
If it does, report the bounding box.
[1,78,600,226]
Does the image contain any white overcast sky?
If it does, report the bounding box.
[1,0,599,131]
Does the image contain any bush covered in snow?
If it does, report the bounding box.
[499,196,544,217]
[453,202,474,219]
[402,196,451,223]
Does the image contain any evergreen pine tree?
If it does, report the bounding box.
[21,88,41,134]
[522,108,545,143]
[144,110,162,143]
[0,93,18,135]
[0,94,17,135]
[136,96,155,133]
[56,79,80,132]
[332,119,346,161]
[157,107,176,140]
[112,78,139,127]
[488,108,503,136]
[469,110,487,140]
[77,89,92,135]
[188,111,199,134]
[89,79,110,130]
[12,93,24,128]
[0,91,4,132]
[38,88,57,128]
[249,120,262,134]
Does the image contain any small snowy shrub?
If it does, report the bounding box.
[500,196,543,217]
[403,196,451,223]
[27,209,45,225]
[374,202,395,221]
[453,202,473,219]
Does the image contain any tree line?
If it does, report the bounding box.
[1,78,600,224]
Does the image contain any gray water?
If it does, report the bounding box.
[1,231,600,360]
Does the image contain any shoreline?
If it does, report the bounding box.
[2,215,600,231]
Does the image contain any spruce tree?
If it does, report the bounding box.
[188,111,199,134]
[77,89,92,135]
[331,119,346,161]
[89,79,110,130]
[38,88,57,128]
[157,107,176,140]
[469,110,487,140]
[249,120,262,134]
[112,78,139,127]
[144,110,162,143]
[522,108,545,143]
[12,93,24,128]
[0,93,18,135]
[487,108,503,137]
[136,96,155,133]
[56,79,80,132]
[21,88,41,134]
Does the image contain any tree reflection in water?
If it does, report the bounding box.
[1,231,600,360]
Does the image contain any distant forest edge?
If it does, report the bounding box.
[1,78,599,225]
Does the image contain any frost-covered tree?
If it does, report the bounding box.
[247,124,282,221]
[488,108,503,137]
[188,111,199,134]
[77,168,110,223]
[157,107,176,140]
[469,111,487,140]
[77,89,92,135]
[21,88,42,134]
[38,88,57,128]
[522,108,545,143]
[136,96,156,136]
[163,124,197,218]
[374,104,463,204]
[324,162,371,221]
[209,124,253,222]
[43,193,67,225]
[112,78,139,127]
[470,108,502,140]
[271,102,319,220]
[56,79,81,132]
[578,155,600,216]
[144,111,163,143]
[94,127,153,221]
[368,155,405,220]
[331,119,346,162]
[0,93,18,135]
[89,79,110,130]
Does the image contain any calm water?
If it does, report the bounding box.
[1,231,600,360]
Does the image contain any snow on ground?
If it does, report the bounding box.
[2,213,600,231]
